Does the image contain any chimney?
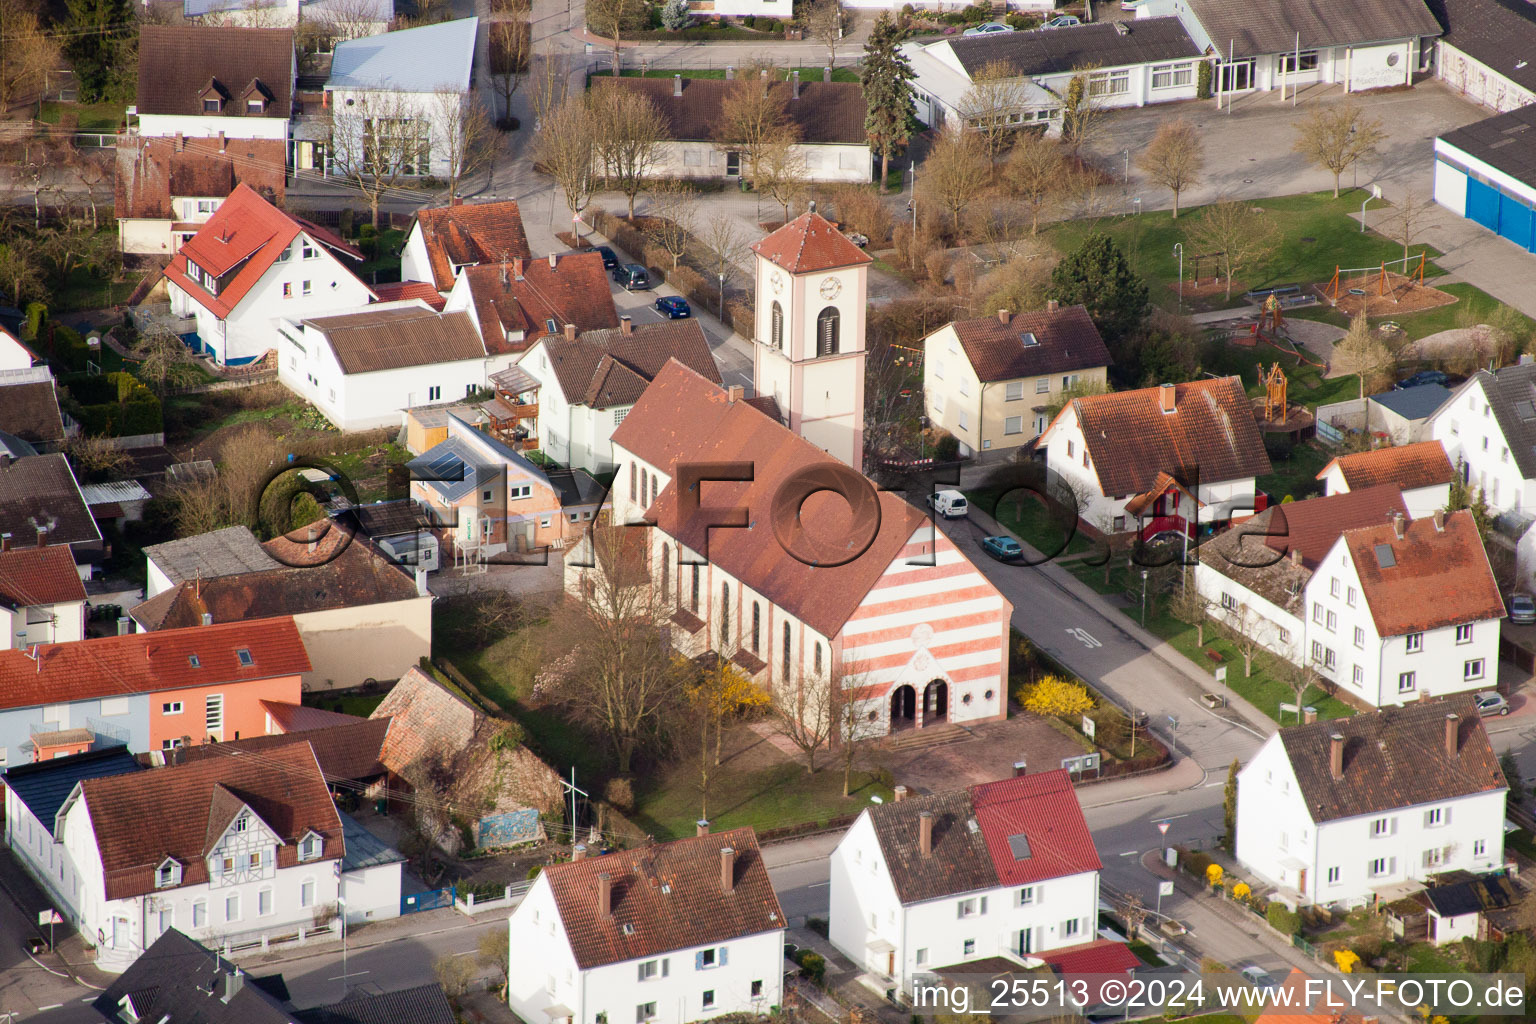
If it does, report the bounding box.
[696,819,710,836]
[1392,514,1406,540]
[512,257,524,280]
[673,74,683,97]
[1046,299,1059,313]
[1445,713,1459,758]
[1433,509,1446,531]
[201,612,214,627]
[35,526,47,548]
[1329,733,1344,780]
[218,131,226,153]
[1158,382,1176,414]
[220,968,243,1004]
[564,322,577,341]
[597,872,613,916]
[0,533,10,552]
[720,847,736,893]
[1290,548,1303,567]
[573,843,587,861]
[620,315,633,335]
[823,66,832,83]
[792,71,801,99]
[451,196,464,206]
[727,384,744,404]
[415,566,429,597]
[893,785,908,802]
[726,66,735,80]
[996,308,1009,324]
[919,810,934,857]
[549,253,558,270]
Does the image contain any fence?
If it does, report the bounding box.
[220,919,339,960]
[454,880,533,916]
[401,885,457,915]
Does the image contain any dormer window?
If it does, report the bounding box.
[247,98,265,114]
[203,98,221,113]
[298,831,323,862]
[156,858,181,888]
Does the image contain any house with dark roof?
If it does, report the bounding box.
[0,378,67,451]
[276,301,489,429]
[400,200,533,294]
[519,315,722,473]
[144,524,280,597]
[1235,695,1507,907]
[1317,440,1456,516]
[115,133,287,257]
[902,18,1204,132]
[1360,383,1453,448]
[1409,870,1519,944]
[1037,377,1272,537]
[828,771,1107,994]
[164,184,375,367]
[921,301,1112,454]
[506,827,786,1024]
[295,982,456,1024]
[442,253,619,358]
[0,544,88,650]
[1428,0,1536,112]
[603,358,1012,735]
[134,26,295,145]
[591,75,872,182]
[0,453,102,574]
[131,528,430,691]
[1148,0,1440,96]
[1433,107,1536,253]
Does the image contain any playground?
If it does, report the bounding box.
[1313,254,1457,318]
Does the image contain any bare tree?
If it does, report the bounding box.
[645,180,696,270]
[917,123,992,231]
[1168,575,1212,646]
[1331,311,1394,399]
[773,670,838,775]
[808,0,853,69]
[586,0,644,76]
[487,20,532,126]
[692,213,747,312]
[592,87,669,218]
[533,526,690,774]
[1277,656,1321,714]
[831,664,877,797]
[133,323,204,396]
[477,929,511,1001]
[1219,604,1263,678]
[1188,199,1281,299]
[1115,891,1150,941]
[1138,118,1203,218]
[717,70,795,188]
[1057,65,1106,154]
[431,89,500,204]
[529,52,571,130]
[756,133,810,224]
[327,91,428,228]
[68,149,111,230]
[66,434,131,483]
[1388,187,1435,260]
[1291,103,1385,198]
[532,96,597,226]
[0,0,63,118]
[308,0,387,42]
[0,238,45,306]
[956,60,1031,158]
[1003,133,1067,234]
[400,752,458,883]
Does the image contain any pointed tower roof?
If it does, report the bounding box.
[751,210,873,274]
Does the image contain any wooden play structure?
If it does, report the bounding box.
[1263,362,1287,423]
[1323,253,1427,305]
[1252,363,1315,438]
[1251,294,1285,344]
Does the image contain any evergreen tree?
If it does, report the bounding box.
[1445,472,1494,541]
[660,0,692,31]
[1047,232,1150,351]
[64,0,134,102]
[1222,757,1239,852]
[860,14,916,193]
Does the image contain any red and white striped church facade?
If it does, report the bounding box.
[588,359,1011,736]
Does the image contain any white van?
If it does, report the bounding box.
[927,489,969,519]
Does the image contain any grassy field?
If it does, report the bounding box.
[965,485,1092,557]
[1256,439,1332,504]
[305,691,386,717]
[1045,191,1445,313]
[1199,335,1360,411]
[632,758,893,841]
[39,100,124,133]
[1288,280,1536,341]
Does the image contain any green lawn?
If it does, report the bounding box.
[612,67,860,83]
[1257,439,1332,504]
[49,258,138,314]
[1199,334,1360,411]
[1287,280,1536,342]
[1507,828,1536,861]
[304,691,386,717]
[39,100,124,133]
[965,484,1092,557]
[1045,191,1445,312]
[632,759,893,841]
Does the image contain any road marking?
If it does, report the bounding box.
[1204,780,1226,788]
[1119,850,1140,857]
[1064,627,1102,648]
[38,1005,62,1012]
[327,971,371,981]
[1153,813,1189,822]
[807,881,829,888]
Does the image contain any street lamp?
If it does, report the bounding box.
[1172,243,1184,309]
[718,271,726,320]
[1123,149,1130,185]
[1360,184,1382,233]
[337,896,349,994]
[1140,570,1150,625]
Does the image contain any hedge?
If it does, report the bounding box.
[1266,902,1300,936]
[71,371,162,436]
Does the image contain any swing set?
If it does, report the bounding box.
[1323,252,1427,306]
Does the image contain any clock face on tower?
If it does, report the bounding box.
[819,276,841,300]
[771,271,785,294]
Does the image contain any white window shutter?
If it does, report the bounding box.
[979,896,988,914]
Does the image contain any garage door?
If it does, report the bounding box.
[1500,192,1536,251]
[1466,176,1500,232]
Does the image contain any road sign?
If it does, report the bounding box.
[1215,665,1227,684]
[1158,881,1175,897]
[1082,715,1096,741]
[37,910,60,926]
[1157,821,1171,836]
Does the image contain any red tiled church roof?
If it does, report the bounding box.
[751,210,872,275]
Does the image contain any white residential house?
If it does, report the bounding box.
[0,328,37,372]
[506,827,786,1024]
[399,201,532,296]
[276,302,489,430]
[324,19,480,182]
[829,771,1102,995]
[163,183,375,367]
[132,25,294,144]
[1235,696,1508,907]
[1037,378,1271,537]
[1315,441,1456,518]
[0,545,88,650]
[903,19,1205,133]
[3,741,345,971]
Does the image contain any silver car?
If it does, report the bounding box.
[1510,593,1536,624]
[1475,691,1511,717]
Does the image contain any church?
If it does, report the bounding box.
[570,211,1012,737]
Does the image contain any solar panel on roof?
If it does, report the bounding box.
[1375,543,1396,568]
[1007,833,1032,860]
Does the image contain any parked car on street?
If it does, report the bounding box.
[655,295,691,319]
[1042,15,1081,28]
[1475,691,1511,717]
[1509,593,1536,624]
[1240,966,1277,992]
[963,21,1014,35]
[981,536,1023,561]
[927,489,969,518]
[613,263,651,289]
[595,245,619,269]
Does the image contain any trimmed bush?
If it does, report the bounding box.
[1266,902,1300,936]
[742,14,756,27]
[70,371,162,436]
[23,302,47,342]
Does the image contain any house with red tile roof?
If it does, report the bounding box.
[400,200,532,294]
[506,827,786,1024]
[1037,377,1272,538]
[7,740,347,971]
[1318,440,1456,517]
[442,253,618,361]
[115,134,287,257]
[0,615,310,770]
[0,545,87,650]
[829,770,1104,994]
[164,183,375,366]
[921,301,1112,454]
[600,359,1012,735]
[1237,695,1506,908]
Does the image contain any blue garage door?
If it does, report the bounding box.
[1500,193,1536,251]
[1466,176,1500,232]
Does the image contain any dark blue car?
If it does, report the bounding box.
[655,295,691,319]
[595,245,619,269]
